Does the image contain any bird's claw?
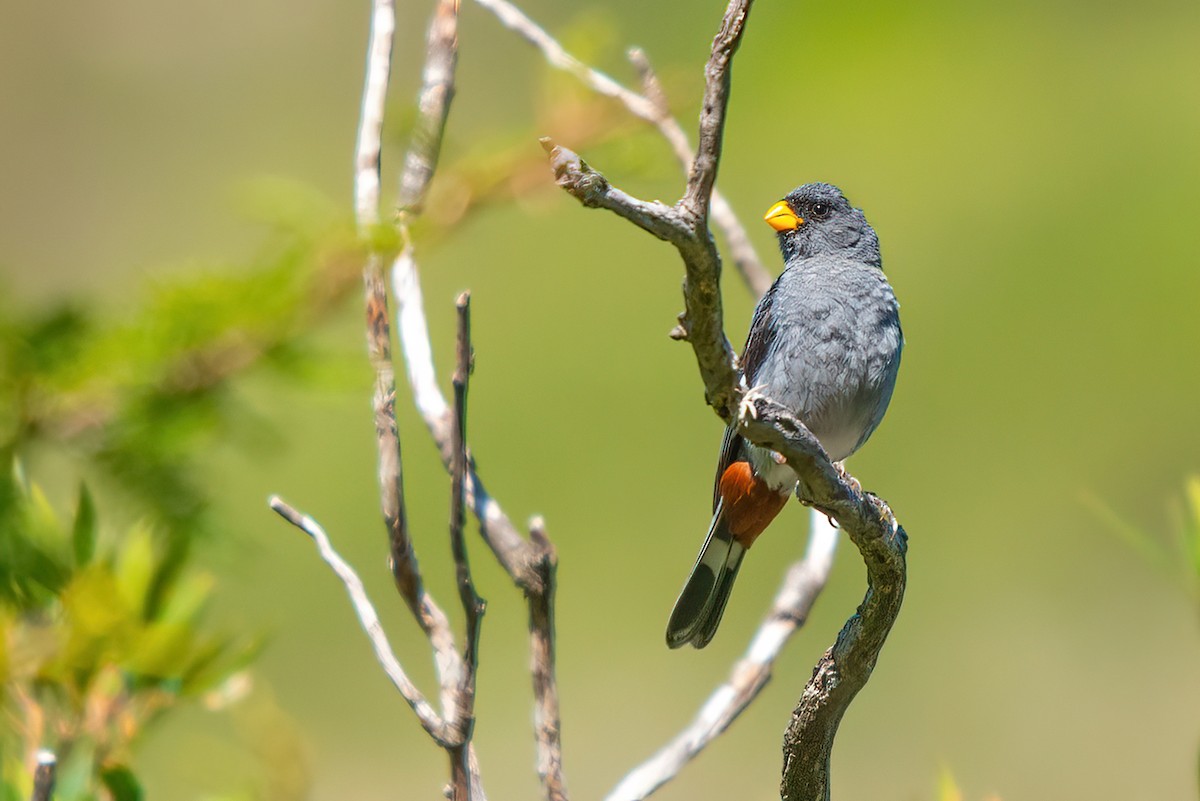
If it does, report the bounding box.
[738,384,770,422]
[834,460,863,495]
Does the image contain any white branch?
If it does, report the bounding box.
[268,496,454,745]
[475,0,771,296]
[607,508,838,801]
[353,0,395,230]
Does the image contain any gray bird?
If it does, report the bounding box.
[665,182,903,649]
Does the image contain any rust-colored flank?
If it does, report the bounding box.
[717,461,788,548]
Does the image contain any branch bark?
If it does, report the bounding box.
[474,0,772,297]
[398,0,459,216]
[393,249,569,801]
[279,0,906,798]
[534,1,909,798]
[268,497,452,743]
[736,398,907,801]
[535,0,760,420]
[30,750,55,801]
[606,508,839,801]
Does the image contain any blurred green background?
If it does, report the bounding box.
[2,0,1199,799]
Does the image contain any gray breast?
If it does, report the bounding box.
[750,256,902,462]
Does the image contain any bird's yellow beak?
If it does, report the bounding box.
[764,200,802,232]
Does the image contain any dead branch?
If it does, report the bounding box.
[537,1,909,799]
[531,0,757,420]
[392,233,568,801]
[398,0,459,216]
[30,750,55,801]
[473,0,772,297]
[606,508,839,801]
[736,397,907,801]
[267,497,450,742]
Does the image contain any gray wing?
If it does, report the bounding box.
[710,278,781,510]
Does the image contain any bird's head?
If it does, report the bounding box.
[763,182,880,266]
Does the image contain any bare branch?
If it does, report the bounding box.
[526,517,567,801]
[448,746,487,801]
[392,241,569,801]
[472,0,657,121]
[448,292,485,738]
[607,509,838,801]
[680,0,754,224]
[542,135,738,416]
[733,399,907,801]
[537,1,757,420]
[626,48,771,298]
[352,0,393,228]
[393,249,548,591]
[541,140,689,243]
[353,0,427,620]
[268,496,457,745]
[398,0,460,215]
[476,0,771,302]
[394,246,452,448]
[30,750,55,801]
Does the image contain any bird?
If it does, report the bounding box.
[665,182,903,649]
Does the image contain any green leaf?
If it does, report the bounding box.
[114,524,155,616]
[0,467,71,608]
[181,634,263,697]
[156,571,214,626]
[59,567,134,685]
[126,621,196,680]
[100,764,144,801]
[72,483,97,567]
[144,534,192,621]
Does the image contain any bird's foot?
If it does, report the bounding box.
[738,384,771,422]
[834,460,862,495]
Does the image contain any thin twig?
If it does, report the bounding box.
[473,0,656,119]
[392,245,569,801]
[541,141,689,241]
[353,0,393,228]
[392,249,548,589]
[354,0,427,619]
[526,517,567,801]
[680,0,753,225]
[606,508,838,801]
[268,496,456,745]
[473,0,771,299]
[398,0,461,216]
[626,48,771,298]
[30,750,55,801]
[541,134,739,416]
[448,292,485,732]
[356,0,470,731]
[540,0,757,420]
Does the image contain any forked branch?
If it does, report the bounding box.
[542,0,758,420]
[536,0,909,798]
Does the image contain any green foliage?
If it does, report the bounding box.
[0,181,348,797]
[0,184,357,540]
[0,463,258,799]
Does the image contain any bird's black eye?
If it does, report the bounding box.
[810,202,831,220]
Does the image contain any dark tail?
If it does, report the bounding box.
[665,502,746,649]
